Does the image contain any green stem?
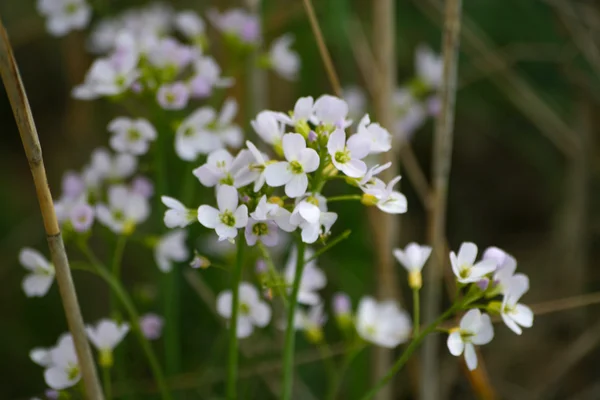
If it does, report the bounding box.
[360,303,461,400]
[226,236,246,400]
[103,367,112,400]
[110,235,127,317]
[305,229,351,263]
[326,346,364,400]
[326,195,362,203]
[317,341,337,384]
[78,243,172,400]
[282,240,306,400]
[413,288,420,336]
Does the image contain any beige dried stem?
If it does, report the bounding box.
[421,1,463,400]
[0,19,104,400]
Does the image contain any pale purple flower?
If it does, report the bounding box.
[189,57,232,98]
[333,293,351,317]
[157,82,190,110]
[108,117,157,155]
[147,38,196,71]
[208,8,261,44]
[140,313,164,340]
[69,203,95,233]
[174,10,205,39]
[37,0,91,37]
[130,176,154,198]
[154,230,189,273]
[61,171,85,199]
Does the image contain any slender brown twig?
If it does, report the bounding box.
[302,0,342,96]
[421,1,463,400]
[0,18,104,400]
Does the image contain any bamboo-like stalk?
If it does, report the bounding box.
[421,1,463,399]
[0,19,104,400]
[371,1,399,399]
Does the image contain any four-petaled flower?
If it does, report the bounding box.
[216,282,271,338]
[393,243,432,289]
[19,248,55,298]
[501,275,534,335]
[86,319,130,368]
[198,185,248,241]
[450,242,496,284]
[108,117,157,155]
[356,297,412,348]
[447,309,494,371]
[327,128,370,178]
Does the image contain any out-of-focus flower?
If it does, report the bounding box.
[37,0,91,37]
[216,282,271,338]
[140,313,164,340]
[19,248,55,298]
[174,10,206,39]
[69,202,95,233]
[294,303,327,343]
[355,114,392,154]
[86,319,130,367]
[154,230,189,273]
[73,53,139,100]
[189,57,232,98]
[393,243,432,290]
[108,117,157,155]
[447,309,494,371]
[356,297,412,348]
[43,334,80,390]
[161,196,197,228]
[415,44,443,90]
[157,82,190,110]
[208,8,260,45]
[96,185,150,234]
[285,247,326,305]
[130,176,154,198]
[343,86,367,121]
[268,34,300,80]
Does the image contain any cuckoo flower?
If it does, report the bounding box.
[108,117,157,155]
[189,57,232,98]
[161,196,197,228]
[19,248,55,298]
[500,275,534,335]
[72,54,139,100]
[96,185,150,234]
[157,82,190,110]
[193,148,255,188]
[393,243,432,289]
[197,185,248,241]
[44,334,80,390]
[294,303,327,343]
[174,10,206,39]
[447,309,494,371]
[355,114,392,154]
[362,176,408,214]
[216,282,271,338]
[37,0,91,37]
[313,95,351,128]
[264,133,319,198]
[268,34,300,81]
[356,297,412,348]
[154,230,189,273]
[140,313,164,340]
[175,107,220,161]
[251,111,285,148]
[415,44,443,90]
[86,319,130,367]
[327,128,370,178]
[275,96,315,130]
[450,242,496,284]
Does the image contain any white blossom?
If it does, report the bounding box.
[501,275,534,335]
[37,0,91,37]
[189,57,232,98]
[355,114,392,154]
[361,176,408,214]
[161,196,197,228]
[415,44,443,89]
[154,230,189,272]
[197,185,248,241]
[175,107,220,161]
[86,319,129,352]
[393,88,426,140]
[73,53,139,100]
[393,243,432,273]
[140,313,164,340]
[264,133,319,198]
[193,148,255,188]
[251,111,285,147]
[96,185,150,234]
[157,82,190,110]
[313,95,351,128]
[268,34,300,80]
[216,282,271,338]
[450,242,496,284]
[356,297,412,348]
[174,11,205,39]
[108,117,157,155]
[275,96,314,128]
[43,334,80,390]
[327,128,370,178]
[19,248,55,298]
[207,8,260,44]
[289,199,337,244]
[447,309,494,371]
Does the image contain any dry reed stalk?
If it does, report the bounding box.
[0,19,103,400]
[421,1,463,400]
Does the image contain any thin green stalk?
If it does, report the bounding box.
[413,289,420,336]
[282,240,306,400]
[326,346,364,400]
[227,237,246,400]
[102,367,112,400]
[110,235,127,316]
[305,229,351,263]
[78,243,172,400]
[360,304,461,400]
[317,341,336,384]
[326,195,362,203]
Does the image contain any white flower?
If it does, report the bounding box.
[251,111,285,147]
[161,196,197,228]
[216,282,271,338]
[37,0,91,37]
[483,246,518,290]
[154,230,189,273]
[44,334,80,390]
[174,10,205,39]
[208,99,244,149]
[285,247,326,305]
[197,185,248,241]
[327,128,370,178]
[207,8,260,44]
[84,148,137,185]
[415,44,443,89]
[157,82,190,110]
[269,34,300,80]
[294,303,327,341]
[264,133,319,198]
[30,347,53,367]
[96,185,150,234]
[501,275,533,335]
[450,242,496,284]
[393,243,432,273]
[175,107,220,161]
[245,218,279,247]
[362,176,408,214]
[289,199,337,244]
[193,148,255,188]
[19,248,55,297]
[393,88,426,140]
[358,162,392,188]
[356,297,412,348]
[447,309,494,371]
[108,117,157,155]
[355,114,392,154]
[275,96,314,128]
[147,37,196,71]
[250,195,295,233]
[189,57,232,98]
[313,95,351,128]
[86,319,129,352]
[244,141,270,192]
[69,202,95,233]
[72,55,139,100]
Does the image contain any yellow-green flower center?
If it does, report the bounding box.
[289,160,304,174]
[334,149,351,164]
[252,222,268,236]
[127,128,141,141]
[220,210,235,227]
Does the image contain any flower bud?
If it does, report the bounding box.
[361,193,378,207]
[408,270,422,290]
[333,293,353,330]
[307,130,318,143]
[268,196,284,207]
[487,301,502,315]
[122,220,136,236]
[305,326,324,344]
[476,278,489,291]
[255,259,267,275]
[190,254,211,269]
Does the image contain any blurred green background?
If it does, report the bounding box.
[2,0,600,399]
